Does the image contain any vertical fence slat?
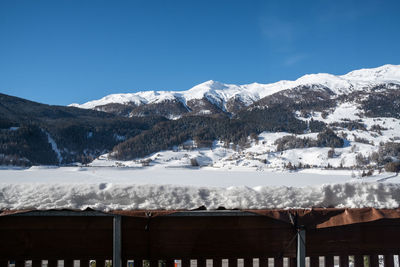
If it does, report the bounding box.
[384,255,394,267]
[181,259,191,267]
[369,255,378,267]
[32,261,41,267]
[339,256,348,267]
[166,259,175,267]
[244,259,252,267]
[149,260,158,267]
[80,260,89,267]
[197,259,206,267]
[15,261,25,267]
[325,256,334,267]
[259,258,268,267]
[289,258,296,267]
[97,260,106,267]
[354,255,363,267]
[309,257,318,267]
[228,259,237,267]
[274,258,283,267]
[214,259,222,267]
[48,260,58,267]
[64,260,73,267]
[134,260,143,267]
[0,261,8,267]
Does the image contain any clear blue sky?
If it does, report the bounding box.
[1,0,400,105]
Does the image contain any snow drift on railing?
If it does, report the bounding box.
[1,182,400,211]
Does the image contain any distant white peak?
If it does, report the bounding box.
[184,80,234,101]
[341,64,400,82]
[70,93,146,109]
[295,73,352,92]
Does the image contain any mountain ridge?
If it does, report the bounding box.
[70,64,400,117]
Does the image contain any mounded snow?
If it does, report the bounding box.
[0,166,399,210]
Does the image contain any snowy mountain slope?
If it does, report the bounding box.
[70,64,400,117]
[89,93,400,172]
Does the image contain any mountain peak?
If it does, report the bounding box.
[342,64,400,81]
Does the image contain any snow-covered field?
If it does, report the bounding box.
[0,166,399,210]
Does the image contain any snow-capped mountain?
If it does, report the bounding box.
[70,64,400,118]
[2,64,400,169]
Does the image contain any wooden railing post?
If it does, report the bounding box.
[15,260,25,267]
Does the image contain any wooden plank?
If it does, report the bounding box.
[0,217,113,259]
[354,255,363,267]
[369,255,378,267]
[306,220,400,256]
[309,257,318,267]
[274,258,283,267]
[325,256,334,267]
[228,259,237,267]
[124,216,296,259]
[384,255,394,267]
[243,259,252,267]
